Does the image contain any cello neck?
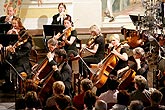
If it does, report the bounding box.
[101,41,128,64]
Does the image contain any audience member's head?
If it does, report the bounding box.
[64,106,77,110]
[129,100,144,110]
[81,78,93,92]
[95,100,107,110]
[56,94,71,110]
[107,79,119,90]
[24,79,38,93]
[25,91,39,109]
[84,90,97,109]
[150,89,163,105]
[117,90,130,106]
[134,75,147,91]
[52,81,65,95]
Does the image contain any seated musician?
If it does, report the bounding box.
[96,34,128,96]
[79,24,105,78]
[3,17,33,91]
[31,38,59,72]
[129,47,149,79]
[53,15,78,57]
[47,48,72,98]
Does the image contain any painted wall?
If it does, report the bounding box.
[0,0,141,29]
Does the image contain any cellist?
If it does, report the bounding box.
[47,49,72,98]
[96,34,129,96]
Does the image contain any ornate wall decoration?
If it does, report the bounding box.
[4,0,22,16]
[3,0,43,16]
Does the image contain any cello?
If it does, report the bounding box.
[32,57,52,85]
[91,41,128,88]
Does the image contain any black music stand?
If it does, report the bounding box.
[129,15,144,26]
[0,23,12,34]
[0,33,18,46]
[43,24,65,49]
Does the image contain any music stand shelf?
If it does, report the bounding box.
[43,24,65,49]
[0,23,12,34]
[43,24,65,37]
[0,34,18,47]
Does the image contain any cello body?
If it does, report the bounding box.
[118,68,136,90]
[32,58,52,84]
[91,55,119,88]
[38,71,56,105]
[31,57,56,105]
[91,41,127,88]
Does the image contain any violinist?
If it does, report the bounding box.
[96,34,128,96]
[54,15,78,60]
[51,3,71,25]
[2,17,33,92]
[79,24,105,78]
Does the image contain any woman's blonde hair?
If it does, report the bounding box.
[89,24,101,35]
[52,81,65,95]
[109,34,120,42]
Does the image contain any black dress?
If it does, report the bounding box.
[5,29,32,87]
[79,35,105,78]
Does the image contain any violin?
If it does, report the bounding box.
[13,30,29,48]
[86,35,98,48]
[6,30,29,53]
[56,27,73,47]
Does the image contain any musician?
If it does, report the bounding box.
[47,38,59,52]
[3,17,33,91]
[51,2,71,25]
[96,34,128,96]
[0,5,16,24]
[47,49,72,98]
[129,47,149,79]
[54,15,78,60]
[79,24,105,78]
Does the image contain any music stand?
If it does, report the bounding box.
[0,23,12,34]
[0,33,18,47]
[43,24,65,49]
[129,15,144,26]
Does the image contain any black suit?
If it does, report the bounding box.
[0,15,16,23]
[49,60,72,97]
[51,13,70,25]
